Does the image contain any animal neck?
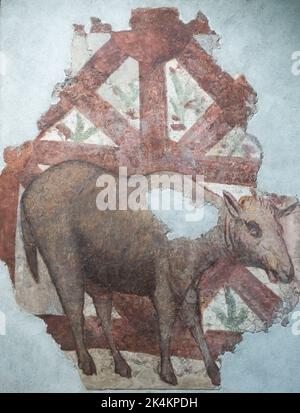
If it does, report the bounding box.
[192,216,233,277]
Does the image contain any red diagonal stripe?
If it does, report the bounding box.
[66,38,128,98]
[229,265,282,324]
[178,39,256,127]
[37,96,73,132]
[199,259,282,324]
[37,38,128,132]
[178,39,234,102]
[75,92,140,146]
[178,103,232,151]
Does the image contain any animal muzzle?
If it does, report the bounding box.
[266,264,294,284]
[264,250,294,284]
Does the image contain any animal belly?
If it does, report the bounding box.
[83,253,156,296]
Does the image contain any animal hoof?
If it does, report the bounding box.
[115,359,132,378]
[79,354,97,376]
[160,370,178,386]
[207,362,220,386]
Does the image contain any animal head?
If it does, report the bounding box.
[223,191,297,284]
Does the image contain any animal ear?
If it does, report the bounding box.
[277,202,298,218]
[223,191,241,219]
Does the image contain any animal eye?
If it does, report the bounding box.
[246,221,262,238]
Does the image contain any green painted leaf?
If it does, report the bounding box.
[75,113,85,134]
[82,127,97,140]
[225,286,236,320]
[69,114,97,142]
[213,287,249,331]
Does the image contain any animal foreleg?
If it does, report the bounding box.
[86,281,131,378]
[181,287,220,386]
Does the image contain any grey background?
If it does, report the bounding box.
[0,0,300,392]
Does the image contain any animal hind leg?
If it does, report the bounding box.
[152,270,178,386]
[180,286,220,386]
[86,280,131,378]
[40,238,96,376]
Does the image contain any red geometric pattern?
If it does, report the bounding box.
[17,8,259,186]
[0,8,283,364]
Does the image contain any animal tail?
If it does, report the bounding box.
[20,202,39,283]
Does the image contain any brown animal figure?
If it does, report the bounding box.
[20,160,296,386]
